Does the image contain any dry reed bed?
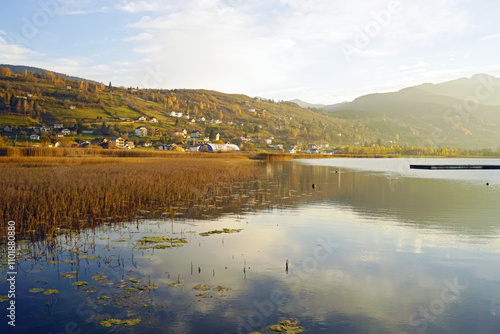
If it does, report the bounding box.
[0,157,257,241]
[0,147,251,159]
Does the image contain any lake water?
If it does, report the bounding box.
[2,158,500,333]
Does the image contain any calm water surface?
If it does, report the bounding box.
[2,158,500,333]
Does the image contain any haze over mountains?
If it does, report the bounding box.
[310,74,500,149]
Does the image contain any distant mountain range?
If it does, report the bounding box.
[290,99,326,109]
[293,74,500,148]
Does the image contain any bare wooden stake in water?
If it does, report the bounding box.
[286,259,289,274]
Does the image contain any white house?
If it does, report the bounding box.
[54,122,64,129]
[138,116,147,122]
[61,129,71,135]
[197,117,206,122]
[190,131,201,139]
[40,125,51,133]
[135,127,148,137]
[150,117,158,123]
[30,134,40,140]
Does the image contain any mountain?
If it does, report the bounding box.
[1,65,500,150]
[322,74,500,148]
[290,99,326,109]
[0,64,95,83]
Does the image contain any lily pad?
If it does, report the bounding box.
[123,318,142,326]
[100,319,123,327]
[168,281,184,287]
[29,288,45,293]
[97,296,109,300]
[111,238,127,242]
[213,285,230,292]
[70,250,88,254]
[199,228,243,236]
[80,255,100,260]
[0,295,9,302]
[43,289,60,295]
[91,275,108,281]
[268,318,304,333]
[194,284,210,291]
[73,281,88,287]
[61,259,77,264]
[103,246,116,250]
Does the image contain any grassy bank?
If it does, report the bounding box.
[0,154,258,242]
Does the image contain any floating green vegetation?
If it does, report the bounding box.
[268,318,304,333]
[43,289,60,295]
[193,284,210,291]
[199,228,243,236]
[168,281,184,287]
[137,236,189,245]
[61,259,77,264]
[29,288,45,293]
[103,246,116,250]
[97,296,109,300]
[91,275,108,281]
[48,260,60,265]
[19,248,33,253]
[153,245,170,249]
[137,236,168,244]
[213,285,230,292]
[83,242,95,246]
[0,295,9,302]
[69,250,88,254]
[142,285,158,290]
[99,237,110,240]
[100,318,142,327]
[73,281,88,287]
[123,318,142,326]
[111,238,127,242]
[80,255,100,260]
[128,278,139,283]
[43,254,55,257]
[33,267,43,273]
[61,271,77,279]
[100,319,123,327]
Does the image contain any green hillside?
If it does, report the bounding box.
[1,65,500,150]
[0,66,362,148]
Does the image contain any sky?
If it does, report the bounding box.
[1,0,500,104]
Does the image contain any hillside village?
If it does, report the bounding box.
[1,66,500,156]
[0,66,349,153]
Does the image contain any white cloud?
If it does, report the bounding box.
[398,61,429,71]
[59,6,110,15]
[122,32,154,42]
[116,1,165,13]
[479,34,500,41]
[0,37,37,62]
